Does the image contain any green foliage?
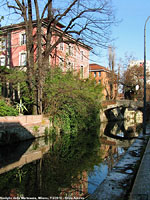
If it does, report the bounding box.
[15,99,28,114]
[33,125,39,133]
[0,99,18,116]
[32,140,39,150]
[39,128,102,197]
[7,68,32,106]
[0,16,4,36]
[0,168,19,196]
[44,127,49,137]
[0,66,33,113]
[44,68,102,134]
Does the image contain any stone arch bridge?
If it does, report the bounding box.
[100,100,143,122]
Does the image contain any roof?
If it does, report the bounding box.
[0,18,65,32]
[0,18,92,51]
[89,63,109,72]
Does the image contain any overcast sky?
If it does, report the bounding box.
[91,0,150,67]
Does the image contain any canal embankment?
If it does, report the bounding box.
[0,100,144,146]
[87,120,150,200]
[0,114,146,198]
[88,133,149,200]
[129,138,150,200]
[0,115,50,145]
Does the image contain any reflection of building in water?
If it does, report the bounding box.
[59,171,88,199]
[7,164,88,199]
[100,141,119,172]
[100,125,124,172]
[10,188,17,199]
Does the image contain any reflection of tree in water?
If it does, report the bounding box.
[39,130,102,197]
[0,129,103,197]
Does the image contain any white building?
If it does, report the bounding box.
[129,60,150,70]
[129,60,150,83]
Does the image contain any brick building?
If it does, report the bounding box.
[89,63,118,100]
[0,20,91,100]
[0,21,91,78]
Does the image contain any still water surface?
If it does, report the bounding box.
[0,120,142,198]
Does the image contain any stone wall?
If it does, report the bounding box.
[0,115,43,125]
[0,115,50,145]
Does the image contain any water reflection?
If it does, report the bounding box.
[104,121,142,140]
[0,139,33,168]
[0,120,142,198]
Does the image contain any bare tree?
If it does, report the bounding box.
[108,46,117,99]
[121,65,143,100]
[116,53,137,97]
[1,0,116,114]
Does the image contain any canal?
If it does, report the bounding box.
[0,119,142,198]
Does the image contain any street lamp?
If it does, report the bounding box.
[143,16,150,134]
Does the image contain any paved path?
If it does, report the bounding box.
[129,138,150,200]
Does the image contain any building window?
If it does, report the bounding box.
[99,72,101,77]
[67,44,73,56]
[19,52,27,66]
[94,72,96,77]
[0,56,5,66]
[98,80,101,84]
[60,43,64,51]
[81,51,84,61]
[67,61,74,71]
[20,33,26,45]
[80,65,84,78]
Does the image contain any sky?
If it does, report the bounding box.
[92,0,150,68]
[1,0,150,69]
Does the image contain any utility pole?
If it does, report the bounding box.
[143,16,150,134]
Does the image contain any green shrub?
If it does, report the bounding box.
[43,68,102,134]
[0,66,33,114]
[0,100,19,116]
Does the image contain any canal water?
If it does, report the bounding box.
[0,120,142,198]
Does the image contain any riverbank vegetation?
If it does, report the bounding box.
[0,99,18,116]
[0,66,103,133]
[43,68,102,134]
